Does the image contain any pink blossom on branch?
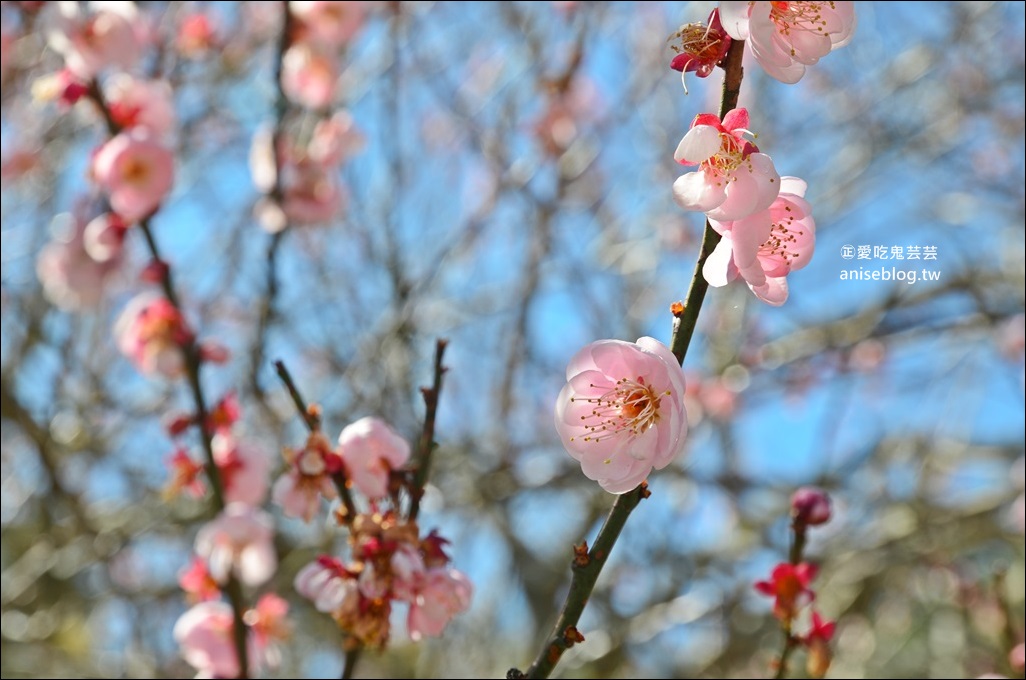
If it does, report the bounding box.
[673,108,780,221]
[803,610,836,678]
[36,212,122,310]
[281,43,337,109]
[337,417,411,500]
[754,562,817,622]
[213,432,271,507]
[703,176,816,306]
[114,292,191,378]
[178,557,220,603]
[719,1,856,84]
[173,601,241,679]
[407,567,474,641]
[92,131,175,224]
[271,432,342,522]
[294,556,360,616]
[195,504,277,587]
[668,9,732,93]
[554,337,688,494]
[291,1,366,47]
[47,1,143,78]
[104,75,176,139]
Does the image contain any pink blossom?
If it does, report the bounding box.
[669,9,731,93]
[244,593,291,671]
[173,601,240,679]
[754,562,818,622]
[178,557,220,603]
[271,432,341,522]
[802,610,836,678]
[407,567,473,641]
[279,158,343,225]
[213,433,270,507]
[207,391,241,433]
[82,212,127,263]
[295,556,359,616]
[673,108,780,221]
[165,447,206,500]
[36,212,121,310]
[105,75,176,139]
[47,2,142,78]
[702,176,816,306]
[554,337,688,494]
[337,417,411,500]
[719,1,856,84]
[281,44,337,109]
[92,131,174,223]
[176,13,217,57]
[291,1,365,47]
[114,292,191,378]
[309,111,365,167]
[791,487,832,526]
[195,504,277,587]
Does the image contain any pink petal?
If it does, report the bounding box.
[674,125,721,165]
[702,237,739,287]
[721,107,749,133]
[673,171,726,213]
[750,276,789,306]
[718,1,752,40]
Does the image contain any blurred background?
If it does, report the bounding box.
[1,1,1024,678]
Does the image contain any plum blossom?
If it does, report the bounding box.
[173,601,240,679]
[165,448,206,500]
[114,292,190,378]
[703,176,815,305]
[791,487,832,526]
[337,417,411,500]
[673,108,780,221]
[82,212,127,263]
[407,567,473,641]
[669,8,731,93]
[281,43,337,109]
[195,504,277,587]
[178,557,220,603]
[105,75,176,139]
[555,337,688,494]
[719,1,856,84]
[294,556,359,616]
[92,131,174,223]
[213,433,271,507]
[47,1,142,78]
[176,12,217,57]
[803,610,836,678]
[754,562,818,622]
[271,431,341,522]
[37,212,122,310]
[244,594,291,671]
[291,1,365,46]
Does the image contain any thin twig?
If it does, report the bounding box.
[408,338,448,522]
[524,38,748,679]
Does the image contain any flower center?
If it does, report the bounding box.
[570,377,670,443]
[670,22,727,67]
[122,157,151,185]
[759,205,806,269]
[769,2,835,41]
[702,132,752,178]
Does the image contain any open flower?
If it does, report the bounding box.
[291,1,365,47]
[669,8,731,93]
[281,43,337,109]
[407,567,473,641]
[555,337,688,494]
[754,562,818,622]
[673,108,780,221]
[213,433,271,507]
[105,75,176,139]
[173,601,240,679]
[195,504,277,587]
[92,131,175,224]
[337,417,410,500]
[37,211,122,310]
[719,1,856,84]
[178,557,220,603]
[114,292,191,378]
[803,610,836,678]
[272,431,342,522]
[47,1,142,78]
[295,556,359,617]
[703,176,815,306]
